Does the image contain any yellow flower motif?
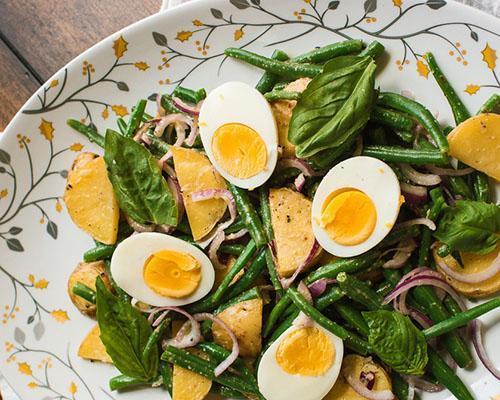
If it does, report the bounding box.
[111,105,129,117]
[102,107,109,120]
[416,59,429,78]
[481,43,497,70]
[303,0,311,3]
[69,382,77,395]
[69,143,84,152]
[134,61,150,71]
[234,29,244,41]
[18,362,33,376]
[176,31,193,42]
[34,279,49,289]
[39,119,54,141]
[28,382,38,389]
[464,84,480,95]
[393,0,402,6]
[51,310,69,323]
[192,19,203,26]
[0,189,7,199]
[113,36,128,59]
[49,79,59,88]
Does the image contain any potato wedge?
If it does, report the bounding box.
[78,324,112,363]
[67,261,111,316]
[64,153,119,244]
[269,187,322,277]
[324,355,392,400]
[270,78,311,157]
[433,245,500,298]
[173,349,212,400]
[212,298,263,358]
[172,148,227,240]
[447,113,500,181]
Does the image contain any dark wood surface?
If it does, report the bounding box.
[0,0,160,131]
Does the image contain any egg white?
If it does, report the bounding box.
[110,232,215,307]
[198,81,278,189]
[312,156,401,257]
[257,320,344,400]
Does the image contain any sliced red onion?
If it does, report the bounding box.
[408,308,433,329]
[156,224,174,234]
[298,281,313,304]
[276,157,319,177]
[383,238,417,269]
[156,93,166,117]
[360,371,376,390]
[395,218,436,231]
[292,311,315,328]
[167,177,184,222]
[400,182,428,205]
[125,214,155,232]
[194,313,239,376]
[436,254,500,284]
[153,114,192,138]
[308,278,337,298]
[471,319,500,380]
[425,165,475,176]
[344,369,395,400]
[294,173,306,192]
[400,164,441,186]
[184,116,199,147]
[280,240,320,290]
[172,96,202,116]
[133,122,152,142]
[208,230,226,270]
[353,136,364,157]
[403,375,444,393]
[224,229,248,241]
[162,162,177,179]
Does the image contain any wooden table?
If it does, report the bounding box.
[0,0,161,131]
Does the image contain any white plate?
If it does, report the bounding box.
[0,1,499,399]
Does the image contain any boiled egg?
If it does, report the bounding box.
[198,81,278,189]
[111,232,215,306]
[257,318,344,400]
[312,156,401,257]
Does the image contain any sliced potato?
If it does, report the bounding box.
[64,153,119,244]
[433,245,500,298]
[269,187,322,277]
[324,355,392,400]
[78,324,112,363]
[212,298,263,358]
[270,78,311,157]
[447,113,500,181]
[67,261,111,316]
[173,349,212,400]
[172,148,227,240]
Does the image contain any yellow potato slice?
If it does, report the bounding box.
[173,349,212,400]
[64,153,119,244]
[212,298,263,358]
[78,325,112,363]
[447,113,500,181]
[434,245,500,298]
[172,148,227,240]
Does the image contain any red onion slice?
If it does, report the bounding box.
[224,229,248,241]
[307,278,337,297]
[395,218,436,231]
[276,157,320,177]
[172,96,201,116]
[471,319,500,380]
[194,313,239,376]
[125,214,155,232]
[383,238,417,269]
[294,173,306,192]
[298,281,313,304]
[353,136,364,157]
[400,164,441,186]
[360,371,376,390]
[280,240,320,289]
[153,114,192,138]
[425,165,475,176]
[344,370,395,400]
[292,311,315,328]
[436,254,500,284]
[184,116,199,147]
[403,375,444,393]
[208,230,226,270]
[408,308,433,329]
[400,182,428,205]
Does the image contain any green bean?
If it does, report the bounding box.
[478,93,500,114]
[172,86,206,104]
[269,309,299,343]
[219,243,246,256]
[336,272,385,311]
[472,172,490,202]
[332,300,370,336]
[362,145,448,165]
[371,106,415,131]
[143,318,169,359]
[116,117,127,135]
[395,130,415,143]
[125,99,147,137]
[265,247,284,297]
[287,288,370,354]
[219,386,246,398]
[368,126,388,145]
[142,111,153,122]
[223,250,267,300]
[264,90,300,102]
[375,281,394,297]
[67,119,105,148]
[309,133,359,170]
[426,52,471,124]
[143,131,170,157]
[269,167,301,187]
[258,187,274,242]
[418,188,445,266]
[216,286,261,315]
[264,294,292,337]
[187,240,257,313]
[427,348,474,400]
[72,282,96,304]
[109,375,147,391]
[424,298,500,338]
[448,176,473,199]
[377,92,449,153]
[224,218,246,234]
[442,296,462,318]
[83,243,115,262]
[293,39,364,63]
[305,251,379,284]
[359,40,385,59]
[225,48,322,79]
[227,182,267,248]
[391,372,421,400]
[160,94,182,114]
[381,225,420,247]
[159,361,172,395]
[255,49,289,93]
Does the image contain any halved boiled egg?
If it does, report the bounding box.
[312,156,401,257]
[257,318,344,400]
[199,81,278,189]
[111,232,215,306]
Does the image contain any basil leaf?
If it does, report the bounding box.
[104,129,178,225]
[434,200,499,255]
[288,55,376,160]
[363,310,428,375]
[96,278,158,381]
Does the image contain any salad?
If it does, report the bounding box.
[64,38,500,400]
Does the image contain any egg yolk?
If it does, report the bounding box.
[143,250,201,298]
[276,327,335,376]
[211,123,267,179]
[320,189,376,246]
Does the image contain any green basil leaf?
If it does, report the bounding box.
[288,55,376,159]
[363,310,428,375]
[434,200,499,255]
[96,278,158,381]
[104,129,178,225]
